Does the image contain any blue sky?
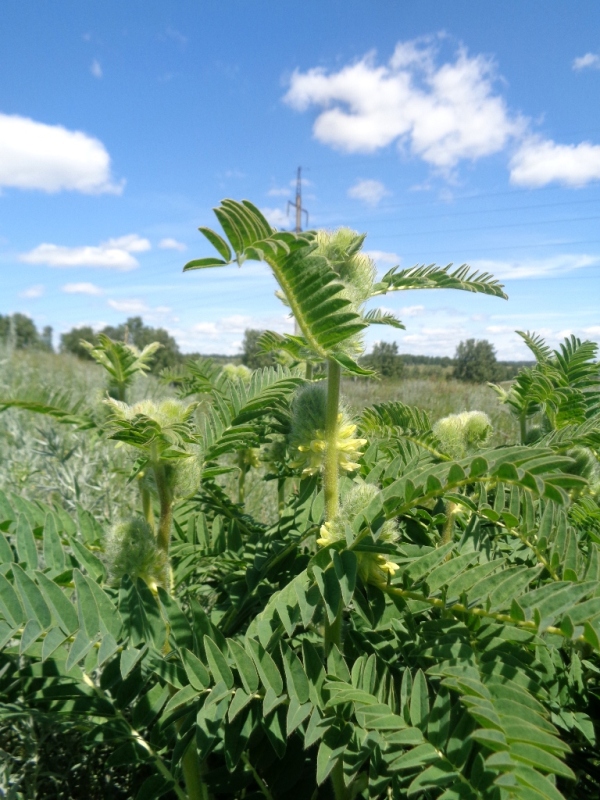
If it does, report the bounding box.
[1,1,600,359]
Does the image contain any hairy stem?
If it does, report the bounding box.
[277,478,286,517]
[519,413,527,445]
[441,501,459,546]
[139,479,155,531]
[153,463,174,555]
[323,358,341,521]
[323,358,343,660]
[238,451,246,505]
[330,759,349,800]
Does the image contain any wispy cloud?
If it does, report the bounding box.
[348,178,390,206]
[90,59,102,78]
[573,53,600,71]
[471,253,599,280]
[62,282,104,296]
[0,113,122,194]
[158,237,187,251]
[108,298,171,316]
[19,284,44,298]
[20,234,150,270]
[261,207,289,228]
[365,250,400,266]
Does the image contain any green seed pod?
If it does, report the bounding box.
[433,410,492,459]
[105,517,169,591]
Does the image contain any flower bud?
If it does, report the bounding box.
[105,517,169,591]
[433,411,492,459]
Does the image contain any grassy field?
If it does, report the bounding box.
[0,348,518,522]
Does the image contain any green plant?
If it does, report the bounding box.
[0,199,599,800]
[454,339,502,384]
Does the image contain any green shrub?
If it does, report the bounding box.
[0,201,599,800]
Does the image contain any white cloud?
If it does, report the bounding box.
[471,253,598,280]
[573,53,600,71]
[158,237,187,251]
[19,284,44,298]
[584,325,600,336]
[0,113,122,193]
[62,282,103,296]
[261,207,289,228]
[510,137,600,187]
[284,37,521,170]
[107,298,171,318]
[400,304,425,317]
[20,234,150,270]
[268,187,291,197]
[90,59,102,78]
[365,250,401,266]
[108,299,149,314]
[348,178,390,206]
[171,313,294,353]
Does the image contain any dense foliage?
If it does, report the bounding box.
[1,200,599,800]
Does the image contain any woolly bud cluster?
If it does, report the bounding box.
[317,483,398,583]
[105,517,169,591]
[289,384,366,477]
[221,363,252,382]
[433,410,492,459]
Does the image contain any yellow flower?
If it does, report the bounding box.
[290,414,366,477]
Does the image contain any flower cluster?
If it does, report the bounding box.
[317,483,399,583]
[289,384,366,477]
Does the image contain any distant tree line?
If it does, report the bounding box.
[0,313,53,351]
[1,314,533,384]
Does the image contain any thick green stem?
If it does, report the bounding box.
[323,359,341,521]
[238,451,246,505]
[181,739,209,800]
[305,361,314,381]
[153,464,174,555]
[140,480,155,531]
[330,759,349,800]
[323,359,344,659]
[441,501,459,546]
[519,413,527,444]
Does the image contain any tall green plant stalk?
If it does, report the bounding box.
[153,462,207,800]
[323,359,344,657]
[237,451,246,505]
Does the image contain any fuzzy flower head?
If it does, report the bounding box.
[317,483,399,583]
[105,517,169,591]
[314,228,376,357]
[433,411,492,460]
[289,384,366,477]
[221,363,252,383]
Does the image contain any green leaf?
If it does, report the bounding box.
[120,645,148,679]
[0,572,25,627]
[316,724,353,784]
[509,742,575,780]
[388,743,439,771]
[410,669,429,730]
[228,638,259,694]
[313,565,341,625]
[41,626,67,661]
[198,226,232,262]
[43,513,65,572]
[281,640,310,704]
[181,647,211,690]
[74,568,100,639]
[204,635,234,689]
[35,571,78,635]
[331,550,357,606]
[70,539,106,581]
[65,628,94,670]
[247,637,283,696]
[12,564,51,628]
[15,515,38,569]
